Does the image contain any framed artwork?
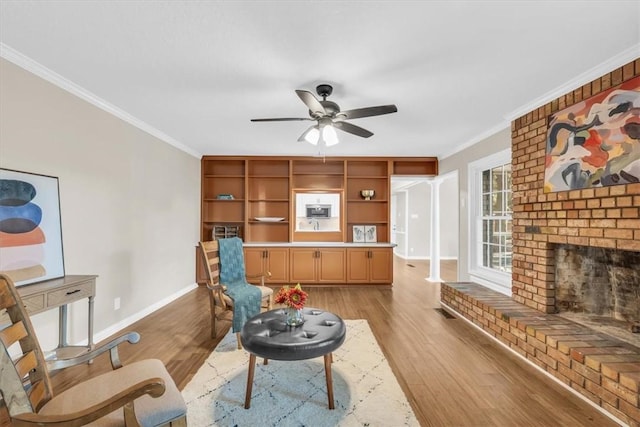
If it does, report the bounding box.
[352,225,365,243]
[0,168,65,286]
[544,75,640,193]
[364,225,377,243]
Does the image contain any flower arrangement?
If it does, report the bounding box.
[274,283,308,310]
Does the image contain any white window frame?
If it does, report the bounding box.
[468,149,512,296]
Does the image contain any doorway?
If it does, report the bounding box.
[390,173,459,281]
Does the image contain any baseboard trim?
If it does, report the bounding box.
[74,283,198,346]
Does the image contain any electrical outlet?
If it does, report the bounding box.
[114,297,121,310]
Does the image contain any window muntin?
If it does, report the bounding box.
[480,164,512,273]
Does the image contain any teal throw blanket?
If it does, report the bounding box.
[218,237,262,333]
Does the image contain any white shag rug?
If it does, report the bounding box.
[182,319,419,427]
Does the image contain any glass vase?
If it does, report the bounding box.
[285,307,305,326]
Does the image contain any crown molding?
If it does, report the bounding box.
[441,45,639,161]
[505,44,640,121]
[439,121,510,161]
[0,43,201,159]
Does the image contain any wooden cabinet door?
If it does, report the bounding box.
[289,248,317,283]
[244,248,266,284]
[265,248,289,284]
[346,248,370,283]
[317,248,346,283]
[369,248,393,283]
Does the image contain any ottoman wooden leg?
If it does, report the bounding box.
[324,352,335,409]
[245,354,256,409]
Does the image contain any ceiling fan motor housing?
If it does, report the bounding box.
[316,84,333,99]
[317,100,340,117]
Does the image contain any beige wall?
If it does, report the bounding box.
[0,58,200,348]
[439,127,511,281]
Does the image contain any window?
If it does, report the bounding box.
[468,149,512,295]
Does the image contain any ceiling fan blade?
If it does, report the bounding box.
[333,121,374,138]
[251,117,312,122]
[339,104,398,120]
[295,90,326,116]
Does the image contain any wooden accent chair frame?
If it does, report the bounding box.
[198,240,273,348]
[0,273,187,427]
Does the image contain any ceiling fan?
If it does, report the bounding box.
[251,84,397,146]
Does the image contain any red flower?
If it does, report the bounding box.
[274,284,308,310]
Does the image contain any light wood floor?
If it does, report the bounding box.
[39,258,618,426]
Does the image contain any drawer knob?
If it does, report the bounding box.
[65,289,81,296]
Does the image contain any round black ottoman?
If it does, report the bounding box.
[240,307,346,409]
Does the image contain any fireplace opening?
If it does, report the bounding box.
[554,244,640,348]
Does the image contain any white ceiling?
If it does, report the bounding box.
[1,1,638,159]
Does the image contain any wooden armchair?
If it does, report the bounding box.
[199,239,273,348]
[0,273,187,426]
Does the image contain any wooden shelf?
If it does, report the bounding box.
[347,220,388,224]
[347,160,389,177]
[199,156,437,284]
[201,156,438,244]
[392,159,438,175]
[292,160,344,175]
[248,159,289,177]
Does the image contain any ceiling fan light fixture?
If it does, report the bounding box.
[302,126,320,145]
[322,124,339,146]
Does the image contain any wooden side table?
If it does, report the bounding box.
[0,275,97,370]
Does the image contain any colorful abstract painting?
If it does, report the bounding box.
[544,75,640,192]
[0,169,65,286]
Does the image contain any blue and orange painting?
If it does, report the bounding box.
[0,169,64,285]
[544,75,640,193]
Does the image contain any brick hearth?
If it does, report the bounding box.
[442,282,640,426]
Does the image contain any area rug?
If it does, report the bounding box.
[182,319,419,426]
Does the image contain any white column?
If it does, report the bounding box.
[426,179,442,282]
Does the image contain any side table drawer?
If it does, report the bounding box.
[47,281,94,307]
[0,294,45,323]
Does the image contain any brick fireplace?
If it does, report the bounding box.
[442,58,640,426]
[511,58,640,314]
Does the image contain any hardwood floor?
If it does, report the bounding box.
[31,258,618,426]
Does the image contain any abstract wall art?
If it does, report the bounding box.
[0,168,65,286]
[544,75,640,192]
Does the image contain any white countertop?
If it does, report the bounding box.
[243,242,397,248]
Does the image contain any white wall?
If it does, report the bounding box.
[439,127,511,281]
[406,182,429,259]
[392,178,458,260]
[0,58,201,349]
[392,191,407,257]
[439,175,459,259]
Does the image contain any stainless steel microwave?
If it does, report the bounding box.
[306,204,331,218]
